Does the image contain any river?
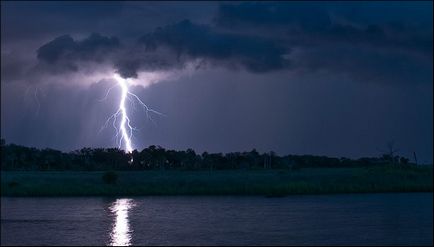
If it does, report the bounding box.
[1,193,432,246]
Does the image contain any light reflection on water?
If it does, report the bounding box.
[109,199,136,246]
[0,194,432,246]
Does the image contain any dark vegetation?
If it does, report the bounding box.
[0,139,416,171]
[1,139,431,196]
[2,167,432,196]
[102,171,118,184]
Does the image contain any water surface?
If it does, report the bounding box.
[1,193,432,246]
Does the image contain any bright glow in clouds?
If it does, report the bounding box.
[100,73,164,153]
[109,199,136,246]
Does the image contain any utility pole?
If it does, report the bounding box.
[413,152,418,165]
[263,155,267,169]
[269,151,272,169]
[263,153,271,169]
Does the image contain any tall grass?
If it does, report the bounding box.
[1,166,432,196]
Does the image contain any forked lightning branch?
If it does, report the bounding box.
[99,74,164,153]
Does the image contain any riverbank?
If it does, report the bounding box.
[1,166,432,197]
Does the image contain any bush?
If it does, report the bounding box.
[7,181,19,188]
[290,164,302,171]
[102,171,118,184]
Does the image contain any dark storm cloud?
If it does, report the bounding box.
[2,1,432,163]
[37,33,121,72]
[215,2,332,31]
[33,2,432,84]
[214,2,433,84]
[221,1,432,54]
[307,22,433,55]
[131,19,288,76]
[215,2,433,32]
[37,20,290,78]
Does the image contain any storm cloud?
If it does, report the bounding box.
[2,1,432,163]
[36,33,121,73]
[137,20,289,72]
[214,2,433,84]
[37,19,290,78]
[33,2,432,85]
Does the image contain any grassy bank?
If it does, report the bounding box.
[1,166,432,197]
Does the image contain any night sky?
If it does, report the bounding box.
[1,1,432,163]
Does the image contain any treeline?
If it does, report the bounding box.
[0,140,413,171]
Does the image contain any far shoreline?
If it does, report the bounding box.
[1,191,433,198]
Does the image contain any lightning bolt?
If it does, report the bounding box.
[100,73,164,153]
[34,88,41,116]
[24,86,41,116]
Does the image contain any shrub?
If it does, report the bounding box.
[102,171,118,184]
[7,181,19,188]
[290,164,302,171]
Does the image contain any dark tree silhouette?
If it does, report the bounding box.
[0,139,417,171]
